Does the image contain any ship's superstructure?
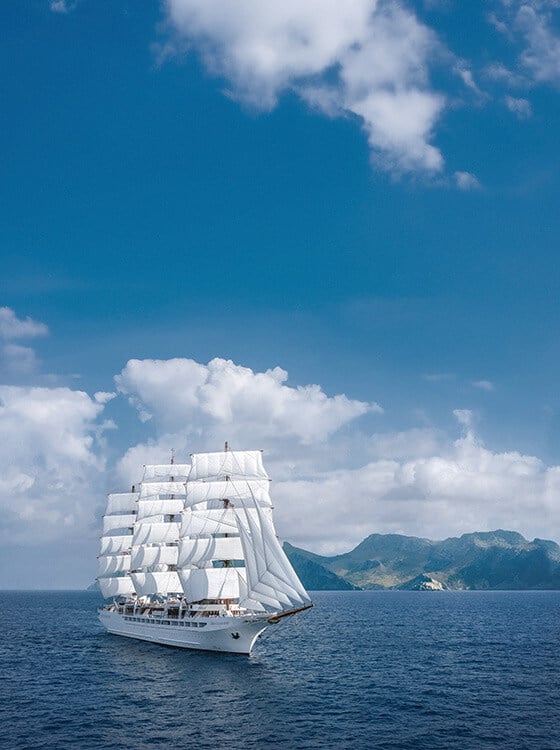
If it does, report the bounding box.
[97,448,312,654]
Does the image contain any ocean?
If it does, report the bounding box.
[1,590,559,749]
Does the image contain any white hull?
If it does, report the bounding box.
[98,609,269,655]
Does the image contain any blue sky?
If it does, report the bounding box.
[2,0,560,587]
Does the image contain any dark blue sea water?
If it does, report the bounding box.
[1,590,559,750]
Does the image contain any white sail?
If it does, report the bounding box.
[136,498,184,520]
[236,518,292,611]
[139,481,187,498]
[130,571,182,597]
[106,492,139,514]
[179,567,243,602]
[99,534,132,555]
[235,505,311,612]
[189,451,269,482]
[236,573,267,613]
[184,479,272,509]
[178,536,243,567]
[142,464,191,481]
[98,576,135,598]
[97,554,131,576]
[130,544,179,569]
[180,508,238,536]
[180,507,272,536]
[102,513,136,534]
[179,450,310,613]
[132,521,180,546]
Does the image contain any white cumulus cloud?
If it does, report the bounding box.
[273,423,560,554]
[49,0,77,13]
[504,94,533,118]
[0,386,108,541]
[0,344,38,375]
[368,427,442,460]
[116,356,377,444]
[160,0,448,175]
[454,171,481,190]
[516,1,560,83]
[114,356,380,487]
[0,308,48,377]
[489,1,560,85]
[112,355,560,556]
[0,307,48,340]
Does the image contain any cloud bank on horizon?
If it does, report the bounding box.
[152,0,560,181]
[1,307,559,568]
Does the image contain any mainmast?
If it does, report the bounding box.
[177,449,311,615]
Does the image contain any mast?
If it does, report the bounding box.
[178,448,253,606]
[129,460,190,598]
[97,490,138,598]
[178,449,312,614]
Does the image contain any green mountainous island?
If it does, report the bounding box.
[283,530,560,591]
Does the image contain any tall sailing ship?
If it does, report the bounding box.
[97,446,312,654]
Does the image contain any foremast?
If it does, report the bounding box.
[97,490,138,597]
[97,457,190,601]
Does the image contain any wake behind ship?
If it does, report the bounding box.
[97,447,312,654]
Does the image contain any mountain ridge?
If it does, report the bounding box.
[283,530,560,590]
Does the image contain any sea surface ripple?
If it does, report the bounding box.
[1,590,559,749]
